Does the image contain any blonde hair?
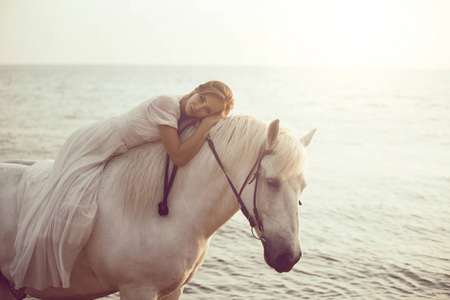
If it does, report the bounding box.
[182,81,234,117]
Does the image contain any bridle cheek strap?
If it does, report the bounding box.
[206,136,273,236]
[206,137,256,228]
[251,149,273,232]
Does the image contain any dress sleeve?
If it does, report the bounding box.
[146,95,180,129]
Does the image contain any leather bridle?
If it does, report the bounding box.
[206,137,273,238]
[158,123,274,240]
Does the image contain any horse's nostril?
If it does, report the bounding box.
[274,252,294,271]
[279,252,293,262]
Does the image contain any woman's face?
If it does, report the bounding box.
[185,93,224,118]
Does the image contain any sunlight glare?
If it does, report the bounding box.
[305,0,394,68]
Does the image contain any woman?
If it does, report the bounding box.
[10,80,234,290]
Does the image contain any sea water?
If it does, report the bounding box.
[0,65,449,299]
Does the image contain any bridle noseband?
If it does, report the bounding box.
[206,137,273,239]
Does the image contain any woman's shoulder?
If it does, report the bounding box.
[131,95,177,112]
[146,95,181,111]
[144,95,181,125]
[127,95,177,111]
[151,94,180,105]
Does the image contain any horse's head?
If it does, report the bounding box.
[242,120,316,273]
[207,116,315,273]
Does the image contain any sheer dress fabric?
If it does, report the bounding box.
[10,95,181,290]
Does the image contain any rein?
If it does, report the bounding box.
[158,120,197,216]
[158,153,177,216]
[206,137,273,236]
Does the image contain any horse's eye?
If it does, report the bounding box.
[299,200,302,206]
[267,179,280,188]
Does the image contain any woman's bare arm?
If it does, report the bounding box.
[158,115,222,167]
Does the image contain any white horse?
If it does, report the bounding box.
[0,116,315,300]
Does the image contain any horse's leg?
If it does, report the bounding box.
[160,286,184,300]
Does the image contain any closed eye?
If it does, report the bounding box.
[266,179,280,188]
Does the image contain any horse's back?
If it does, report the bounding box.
[2,160,36,166]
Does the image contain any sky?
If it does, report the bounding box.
[1,0,450,69]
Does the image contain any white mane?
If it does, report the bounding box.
[115,115,306,218]
[206,115,306,180]
[195,115,268,172]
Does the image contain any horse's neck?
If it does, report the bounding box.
[173,117,266,238]
[104,128,262,241]
[169,164,239,239]
[168,145,260,239]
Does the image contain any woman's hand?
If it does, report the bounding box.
[158,115,224,167]
[200,115,223,129]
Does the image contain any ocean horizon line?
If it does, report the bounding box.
[1,63,449,72]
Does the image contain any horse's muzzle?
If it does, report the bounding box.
[263,241,302,273]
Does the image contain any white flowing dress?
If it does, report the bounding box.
[10,95,181,290]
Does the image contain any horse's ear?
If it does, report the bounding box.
[300,129,317,147]
[268,119,280,148]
